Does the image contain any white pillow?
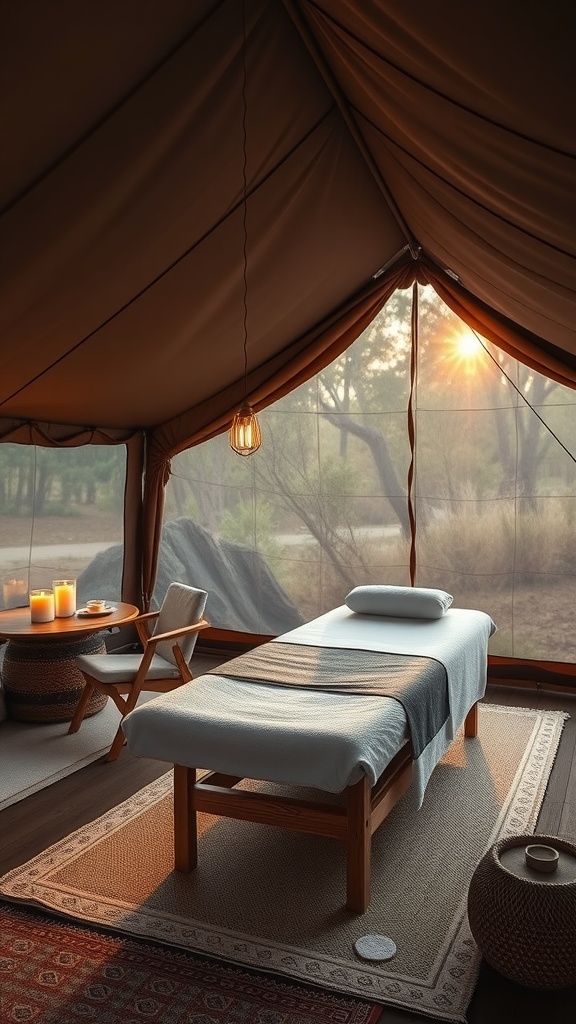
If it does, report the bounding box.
[345,585,453,619]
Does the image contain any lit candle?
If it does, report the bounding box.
[30,589,55,623]
[53,579,76,617]
[2,578,27,608]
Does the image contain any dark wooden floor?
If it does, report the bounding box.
[1,665,575,1024]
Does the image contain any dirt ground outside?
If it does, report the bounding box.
[0,510,123,589]
[1,509,122,547]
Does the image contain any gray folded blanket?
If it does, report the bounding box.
[208,641,449,759]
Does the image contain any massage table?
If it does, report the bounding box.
[123,604,495,912]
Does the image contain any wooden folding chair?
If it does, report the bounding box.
[68,583,209,761]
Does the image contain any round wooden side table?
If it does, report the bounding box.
[0,603,139,724]
[468,834,576,989]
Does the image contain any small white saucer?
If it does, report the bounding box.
[77,606,116,617]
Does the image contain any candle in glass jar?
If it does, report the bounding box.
[2,578,27,608]
[30,589,55,622]
[53,579,76,617]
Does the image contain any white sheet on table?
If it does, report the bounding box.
[277,605,496,804]
[123,606,495,806]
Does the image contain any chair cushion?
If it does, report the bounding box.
[75,652,181,684]
[153,583,208,666]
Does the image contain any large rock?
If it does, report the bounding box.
[78,518,303,635]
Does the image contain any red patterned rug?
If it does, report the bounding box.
[0,902,382,1024]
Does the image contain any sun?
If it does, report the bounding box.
[445,329,487,373]
[455,333,482,359]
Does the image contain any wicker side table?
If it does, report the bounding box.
[468,834,576,989]
[3,633,108,723]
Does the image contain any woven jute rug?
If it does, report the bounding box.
[0,705,566,1023]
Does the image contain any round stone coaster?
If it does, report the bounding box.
[354,934,397,962]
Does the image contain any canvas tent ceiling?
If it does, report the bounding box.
[1,0,574,456]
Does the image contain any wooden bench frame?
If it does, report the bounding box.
[170,701,479,913]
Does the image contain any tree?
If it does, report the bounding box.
[0,444,125,517]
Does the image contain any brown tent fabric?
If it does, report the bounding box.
[1,0,575,610]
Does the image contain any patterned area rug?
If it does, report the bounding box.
[0,705,566,1023]
[0,903,381,1024]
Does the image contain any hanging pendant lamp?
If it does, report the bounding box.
[229,400,262,456]
[229,0,261,457]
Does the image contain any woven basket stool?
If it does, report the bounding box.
[468,834,576,989]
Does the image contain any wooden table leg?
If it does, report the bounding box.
[346,775,371,913]
[173,764,198,872]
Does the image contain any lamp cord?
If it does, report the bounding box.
[241,0,249,402]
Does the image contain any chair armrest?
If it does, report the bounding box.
[144,617,210,649]
[135,612,159,647]
[136,611,160,623]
